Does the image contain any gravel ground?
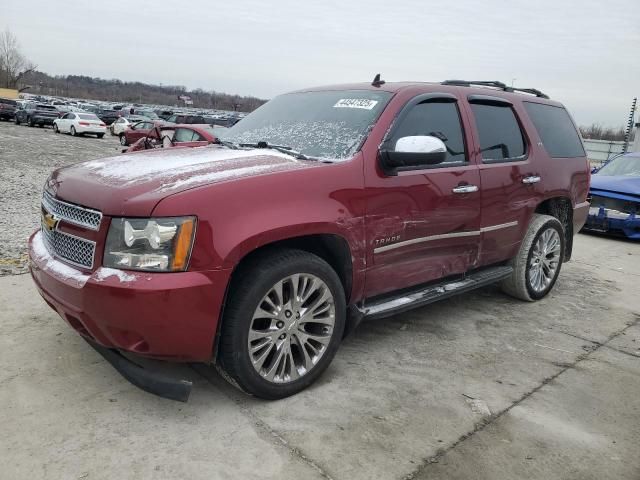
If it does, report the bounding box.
[0,121,122,275]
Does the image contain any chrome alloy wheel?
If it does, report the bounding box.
[248,273,336,383]
[528,228,561,293]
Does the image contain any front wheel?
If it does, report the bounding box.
[96,133,104,139]
[501,214,565,301]
[218,249,346,399]
[28,117,34,127]
[53,124,60,133]
[14,116,20,125]
[70,126,77,136]
[119,134,127,146]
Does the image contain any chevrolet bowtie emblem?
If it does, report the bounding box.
[42,212,60,232]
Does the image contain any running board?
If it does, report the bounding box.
[359,266,513,321]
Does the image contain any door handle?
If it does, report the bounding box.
[452,185,479,194]
[522,175,541,184]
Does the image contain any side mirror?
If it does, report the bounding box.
[379,135,447,175]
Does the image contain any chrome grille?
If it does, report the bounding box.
[42,191,102,230]
[41,225,96,269]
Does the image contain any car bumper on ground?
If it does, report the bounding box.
[28,230,231,362]
[583,206,640,239]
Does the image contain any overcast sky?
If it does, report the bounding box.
[3,0,639,126]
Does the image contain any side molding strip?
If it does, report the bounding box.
[373,221,518,254]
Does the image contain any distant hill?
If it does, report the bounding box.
[17,71,266,112]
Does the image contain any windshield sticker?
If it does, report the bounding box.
[333,98,379,110]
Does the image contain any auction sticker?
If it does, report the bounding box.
[333,98,379,110]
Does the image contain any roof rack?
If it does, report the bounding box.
[441,80,549,99]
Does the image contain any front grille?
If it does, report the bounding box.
[42,191,102,230]
[41,225,96,269]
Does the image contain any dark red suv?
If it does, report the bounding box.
[29,79,590,401]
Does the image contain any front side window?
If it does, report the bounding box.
[174,128,197,142]
[389,100,467,164]
[470,103,526,161]
[215,89,393,160]
[523,102,585,158]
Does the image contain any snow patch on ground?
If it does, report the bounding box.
[31,231,90,288]
[93,267,137,283]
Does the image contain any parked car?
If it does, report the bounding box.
[15,102,59,127]
[120,120,165,146]
[165,113,205,124]
[125,124,219,152]
[109,115,148,136]
[53,112,106,138]
[0,97,17,120]
[29,79,589,401]
[96,109,122,126]
[155,109,174,120]
[582,152,640,239]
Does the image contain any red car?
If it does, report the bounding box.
[29,79,589,401]
[125,124,221,151]
[120,120,166,146]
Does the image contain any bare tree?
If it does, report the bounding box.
[0,29,36,88]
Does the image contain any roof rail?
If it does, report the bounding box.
[441,80,549,99]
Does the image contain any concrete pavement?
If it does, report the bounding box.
[1,233,638,479]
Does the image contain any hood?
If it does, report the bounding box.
[590,174,640,197]
[49,146,320,216]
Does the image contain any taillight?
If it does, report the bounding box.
[100,123,105,127]
[79,121,90,126]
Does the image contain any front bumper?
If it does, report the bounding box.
[29,230,232,362]
[583,206,640,239]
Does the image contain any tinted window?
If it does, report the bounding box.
[390,100,466,163]
[470,103,526,161]
[523,102,585,158]
[78,114,97,120]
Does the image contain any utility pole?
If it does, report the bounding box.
[622,97,637,154]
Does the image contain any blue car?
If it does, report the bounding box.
[584,152,640,239]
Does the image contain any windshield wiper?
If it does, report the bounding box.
[239,141,315,160]
[214,139,239,149]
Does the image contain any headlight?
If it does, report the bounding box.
[104,216,196,272]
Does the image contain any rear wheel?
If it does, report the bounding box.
[219,249,346,399]
[14,116,20,125]
[501,214,565,301]
[28,116,34,127]
[53,124,59,133]
[70,126,77,136]
[96,133,104,139]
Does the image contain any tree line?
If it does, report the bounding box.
[17,70,266,112]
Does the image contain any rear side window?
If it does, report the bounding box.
[523,102,585,158]
[470,103,526,161]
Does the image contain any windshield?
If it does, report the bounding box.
[214,89,393,160]
[597,155,640,176]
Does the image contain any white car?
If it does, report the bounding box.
[53,113,106,138]
[110,116,148,136]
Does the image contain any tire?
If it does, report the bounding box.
[96,133,104,139]
[70,126,77,136]
[219,249,346,399]
[119,134,127,146]
[28,117,34,127]
[53,124,59,133]
[14,116,20,125]
[501,214,565,301]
